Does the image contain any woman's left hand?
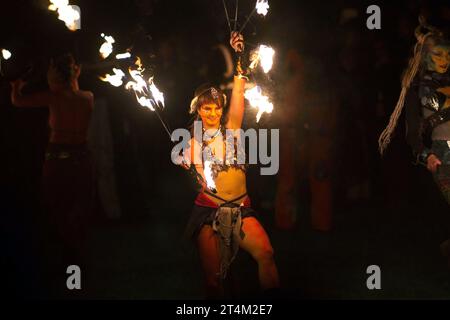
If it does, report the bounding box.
[230,31,244,53]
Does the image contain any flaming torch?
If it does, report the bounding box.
[244,85,274,122]
[48,0,80,31]
[99,55,170,138]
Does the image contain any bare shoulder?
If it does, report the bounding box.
[78,90,94,100]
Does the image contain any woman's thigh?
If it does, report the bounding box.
[239,217,274,258]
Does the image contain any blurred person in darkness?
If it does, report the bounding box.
[10,53,94,276]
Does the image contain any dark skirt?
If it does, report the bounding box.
[41,143,94,255]
[185,204,258,240]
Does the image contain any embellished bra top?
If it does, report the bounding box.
[200,127,247,180]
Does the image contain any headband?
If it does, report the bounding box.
[189,87,227,114]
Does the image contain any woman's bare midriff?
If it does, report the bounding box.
[204,167,248,205]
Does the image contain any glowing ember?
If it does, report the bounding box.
[1,49,12,60]
[203,160,217,191]
[115,52,131,60]
[99,33,115,59]
[99,68,125,87]
[48,0,80,31]
[256,0,269,16]
[244,85,273,122]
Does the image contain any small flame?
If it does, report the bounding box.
[48,0,80,31]
[244,85,274,122]
[1,49,12,60]
[115,52,131,60]
[135,96,155,111]
[134,56,143,69]
[99,68,125,87]
[256,0,269,16]
[203,160,217,191]
[149,77,165,108]
[99,33,115,59]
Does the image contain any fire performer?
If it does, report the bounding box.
[378,17,450,259]
[10,53,94,265]
[181,32,279,298]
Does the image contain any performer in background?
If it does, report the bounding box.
[10,53,94,268]
[275,49,337,232]
[180,32,279,299]
[378,17,450,261]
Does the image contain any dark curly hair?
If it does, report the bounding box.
[189,83,227,114]
[48,53,78,84]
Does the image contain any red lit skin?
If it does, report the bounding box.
[10,65,94,145]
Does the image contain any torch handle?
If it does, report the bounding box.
[234,0,239,31]
[238,6,257,33]
[222,0,232,34]
[153,106,173,140]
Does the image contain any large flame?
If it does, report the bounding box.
[249,45,275,73]
[48,0,80,31]
[244,85,274,122]
[203,160,217,191]
[99,33,115,59]
[125,60,165,111]
[98,55,165,112]
[1,49,12,60]
[256,0,269,16]
[99,68,125,87]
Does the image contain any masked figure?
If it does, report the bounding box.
[378,17,450,260]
